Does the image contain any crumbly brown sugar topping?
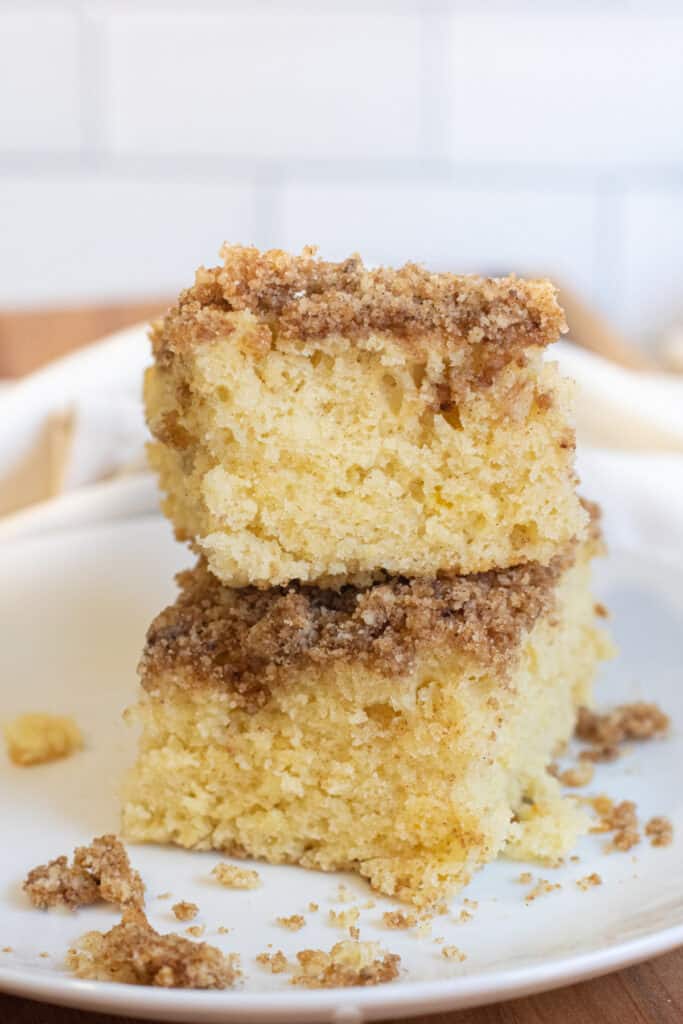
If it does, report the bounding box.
[140,545,577,708]
[24,835,144,911]
[153,245,566,389]
[66,907,239,989]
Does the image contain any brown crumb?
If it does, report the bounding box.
[645,816,673,847]
[38,952,50,958]
[256,950,289,974]
[463,898,478,909]
[576,873,602,891]
[457,909,473,923]
[4,713,83,767]
[525,878,561,902]
[349,925,360,940]
[517,872,533,885]
[277,914,306,932]
[329,908,360,931]
[211,863,260,889]
[382,910,417,930]
[591,798,641,852]
[185,925,205,938]
[594,602,609,618]
[217,926,230,935]
[308,902,319,912]
[291,940,400,988]
[442,945,467,962]
[570,855,580,863]
[362,899,376,909]
[576,703,669,762]
[66,908,239,988]
[558,762,595,787]
[156,892,171,900]
[172,901,198,922]
[23,835,144,911]
[2,947,12,953]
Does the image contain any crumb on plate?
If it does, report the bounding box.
[211,863,260,889]
[23,835,144,911]
[291,940,400,988]
[5,713,83,766]
[66,908,239,988]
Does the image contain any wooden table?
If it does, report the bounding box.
[1,302,681,1024]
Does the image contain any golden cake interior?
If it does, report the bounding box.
[146,245,586,587]
[122,526,611,907]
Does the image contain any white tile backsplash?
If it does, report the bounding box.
[0,4,681,346]
[102,10,421,160]
[446,14,683,167]
[281,181,599,299]
[0,10,81,152]
[0,177,255,305]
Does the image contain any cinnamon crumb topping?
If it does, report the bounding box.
[24,835,144,911]
[645,816,673,847]
[291,939,400,988]
[141,546,576,708]
[576,703,669,763]
[66,908,239,988]
[172,901,198,922]
[155,246,566,398]
[211,863,260,889]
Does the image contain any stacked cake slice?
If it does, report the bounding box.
[122,246,611,907]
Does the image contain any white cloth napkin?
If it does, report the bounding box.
[0,326,682,553]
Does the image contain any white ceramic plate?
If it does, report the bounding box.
[0,516,681,1023]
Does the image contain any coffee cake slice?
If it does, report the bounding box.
[146,244,585,587]
[122,525,611,907]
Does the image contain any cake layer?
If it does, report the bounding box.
[122,528,611,907]
[146,245,585,587]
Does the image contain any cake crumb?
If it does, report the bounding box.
[457,909,473,924]
[4,713,83,766]
[591,799,641,852]
[277,914,306,932]
[442,945,467,962]
[434,936,445,944]
[172,901,198,922]
[576,873,602,891]
[576,703,669,762]
[23,835,144,911]
[570,855,580,863]
[2,947,12,953]
[308,902,319,912]
[211,863,260,890]
[645,816,673,847]
[38,952,50,958]
[382,910,417,930]
[463,898,478,909]
[335,884,351,903]
[558,762,595,787]
[217,926,230,935]
[66,908,240,988]
[185,925,205,938]
[349,925,360,940]
[517,872,533,885]
[256,950,289,973]
[329,907,359,931]
[291,940,400,988]
[157,892,171,900]
[525,878,561,902]
[362,899,376,909]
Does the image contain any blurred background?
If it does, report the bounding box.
[1,2,683,373]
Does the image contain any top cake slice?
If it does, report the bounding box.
[146,245,586,588]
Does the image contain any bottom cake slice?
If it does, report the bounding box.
[122,520,611,907]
